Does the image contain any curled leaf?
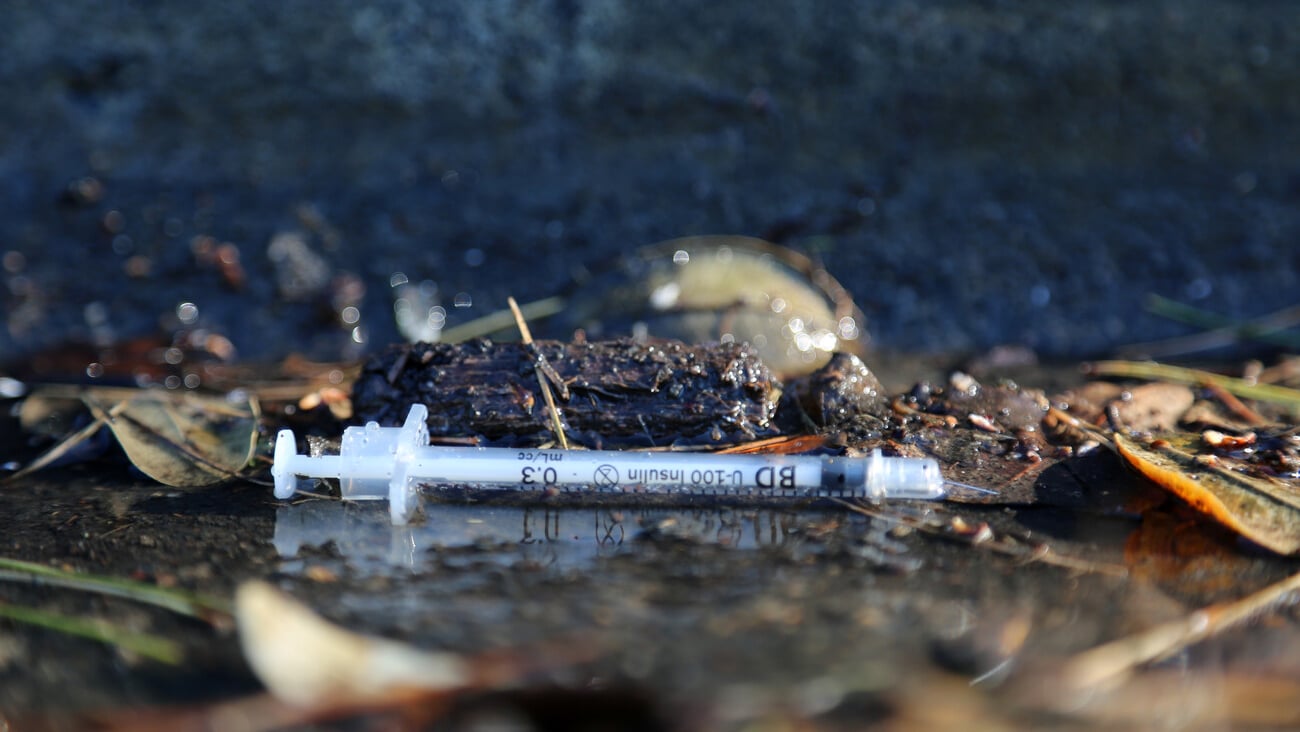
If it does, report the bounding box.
[1113,431,1300,555]
[83,390,259,487]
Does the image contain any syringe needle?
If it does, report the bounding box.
[944,479,999,496]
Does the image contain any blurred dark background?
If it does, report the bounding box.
[2,2,1298,368]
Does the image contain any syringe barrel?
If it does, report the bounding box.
[405,447,835,496]
[403,447,944,500]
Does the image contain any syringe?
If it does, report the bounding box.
[273,404,973,524]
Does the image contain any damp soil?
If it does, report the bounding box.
[4,358,1300,730]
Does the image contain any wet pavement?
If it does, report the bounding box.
[4,376,1300,729]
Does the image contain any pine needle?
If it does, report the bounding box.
[508,296,570,450]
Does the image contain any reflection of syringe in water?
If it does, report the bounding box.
[272,404,994,525]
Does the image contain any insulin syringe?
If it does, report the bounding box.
[273,404,980,524]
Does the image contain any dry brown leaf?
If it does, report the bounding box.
[83,389,259,487]
[235,581,469,707]
[1113,431,1300,554]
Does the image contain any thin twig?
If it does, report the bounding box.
[508,296,569,450]
[1059,567,1300,691]
[1201,382,1272,426]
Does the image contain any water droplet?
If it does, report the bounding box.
[341,306,361,325]
[164,375,182,389]
[176,302,199,325]
[86,363,104,379]
[838,316,858,340]
[649,282,681,310]
[183,373,201,389]
[813,330,838,352]
[351,326,366,344]
[390,272,409,288]
[453,292,473,308]
[163,347,184,365]
[672,249,690,265]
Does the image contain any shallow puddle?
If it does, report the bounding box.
[274,500,829,575]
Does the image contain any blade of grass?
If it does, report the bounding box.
[0,556,232,626]
[438,295,567,344]
[1146,295,1300,348]
[1088,360,1300,415]
[0,599,184,665]
[1119,295,1300,358]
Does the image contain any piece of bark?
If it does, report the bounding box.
[351,338,779,447]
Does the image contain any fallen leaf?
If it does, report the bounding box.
[1113,431,1300,554]
[83,389,259,487]
[235,580,469,707]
